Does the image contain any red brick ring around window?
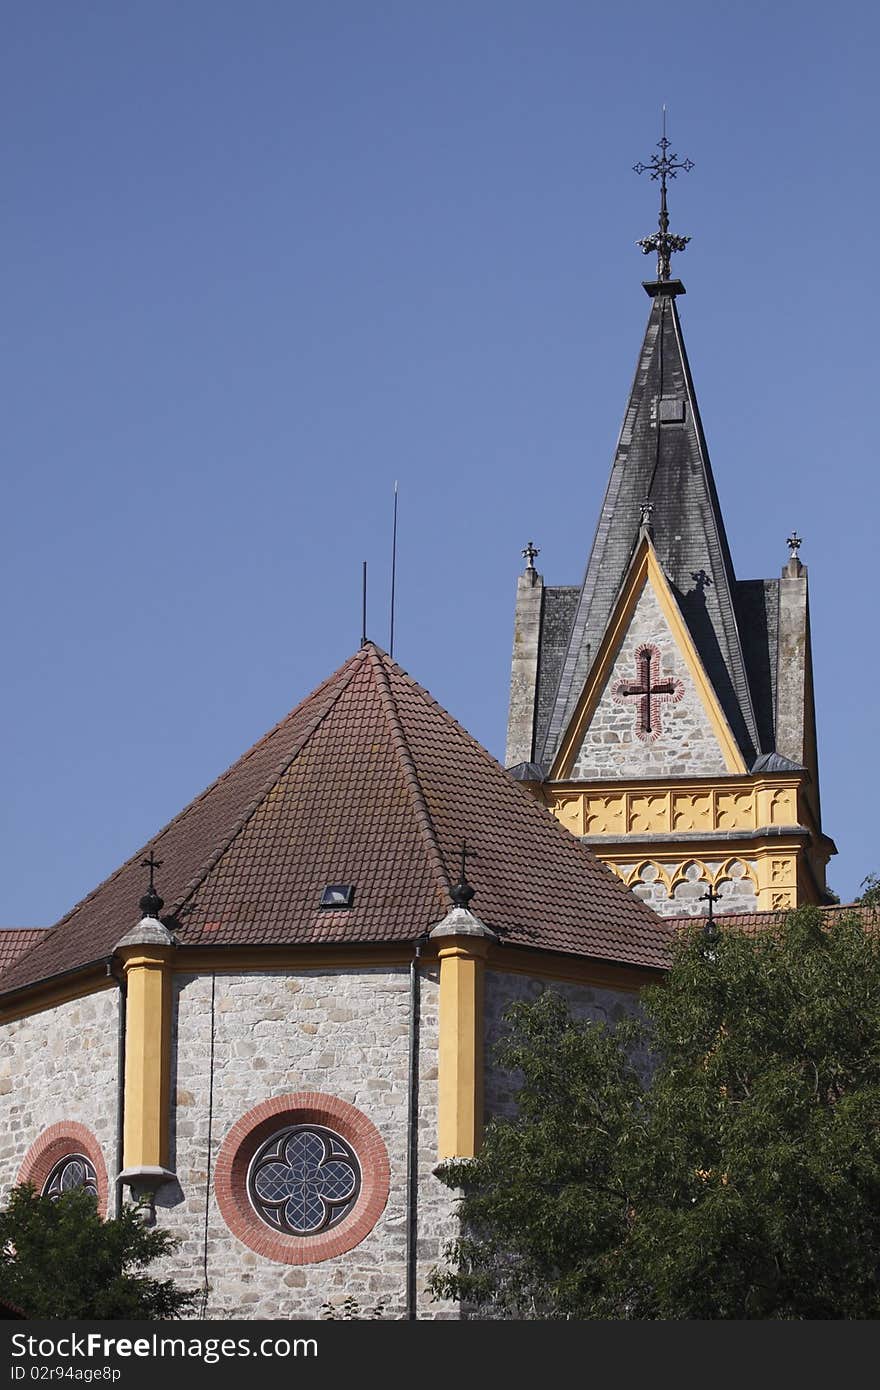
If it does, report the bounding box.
[214,1092,391,1265]
[17,1123,109,1219]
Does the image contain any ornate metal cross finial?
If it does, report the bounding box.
[142,852,162,892]
[139,851,164,920]
[634,107,694,282]
[522,540,540,572]
[451,840,476,910]
[700,882,721,940]
[787,530,802,558]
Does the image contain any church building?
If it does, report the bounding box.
[505,133,835,917]
[0,643,667,1318]
[0,134,836,1319]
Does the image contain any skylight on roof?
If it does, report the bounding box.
[319,884,355,910]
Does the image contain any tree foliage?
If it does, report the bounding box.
[0,1185,197,1319]
[860,873,880,907]
[431,906,880,1319]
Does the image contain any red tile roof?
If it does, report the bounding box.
[667,903,880,934]
[0,930,47,976]
[0,645,670,999]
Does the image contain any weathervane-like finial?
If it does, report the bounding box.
[787,530,802,559]
[139,851,164,920]
[700,882,721,942]
[450,840,476,910]
[634,107,694,282]
[522,540,540,572]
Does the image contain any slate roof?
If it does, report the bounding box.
[0,930,47,976]
[533,585,579,770]
[539,288,764,770]
[0,645,669,999]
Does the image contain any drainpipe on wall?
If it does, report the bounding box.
[406,934,427,1320]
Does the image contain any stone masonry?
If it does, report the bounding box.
[573,582,727,780]
[484,969,650,1117]
[0,987,119,1206]
[163,966,457,1320]
[617,858,759,917]
[0,964,666,1319]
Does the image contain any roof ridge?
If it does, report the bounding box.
[374,647,663,925]
[171,650,369,921]
[668,301,760,755]
[366,645,450,912]
[539,294,762,767]
[27,651,366,955]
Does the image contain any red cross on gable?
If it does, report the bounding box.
[612,643,684,742]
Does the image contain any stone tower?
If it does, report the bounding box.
[505,154,835,918]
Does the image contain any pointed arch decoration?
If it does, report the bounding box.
[622,860,673,895]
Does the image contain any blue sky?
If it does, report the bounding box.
[2,1,877,924]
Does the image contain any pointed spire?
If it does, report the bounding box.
[540,289,761,769]
[634,108,694,291]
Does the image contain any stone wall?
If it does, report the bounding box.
[0,987,119,1205]
[573,582,727,780]
[1,964,661,1321]
[618,857,759,917]
[162,965,455,1321]
[484,969,649,1118]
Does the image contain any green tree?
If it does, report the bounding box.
[431,906,880,1319]
[0,1185,197,1319]
[860,873,880,907]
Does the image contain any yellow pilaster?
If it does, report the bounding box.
[119,944,174,1171]
[436,936,489,1160]
[754,848,800,911]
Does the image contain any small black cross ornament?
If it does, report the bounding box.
[451,841,476,910]
[700,883,721,941]
[139,852,164,919]
[141,852,162,891]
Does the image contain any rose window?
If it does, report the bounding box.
[41,1153,98,1201]
[246,1126,361,1236]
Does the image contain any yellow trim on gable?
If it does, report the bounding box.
[646,547,747,775]
[550,538,747,779]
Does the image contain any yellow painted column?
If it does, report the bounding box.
[435,932,491,1160]
[116,932,175,1175]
